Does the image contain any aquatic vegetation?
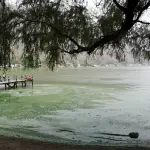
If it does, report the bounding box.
[0,93,17,103]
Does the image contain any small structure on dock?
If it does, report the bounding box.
[0,75,33,90]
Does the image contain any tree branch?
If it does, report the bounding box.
[15,0,150,56]
[69,1,140,55]
[113,0,126,12]
[134,1,150,23]
[17,15,85,50]
[137,20,150,25]
[94,0,103,7]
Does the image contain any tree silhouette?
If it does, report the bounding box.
[1,0,150,69]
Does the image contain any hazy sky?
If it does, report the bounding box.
[6,0,150,21]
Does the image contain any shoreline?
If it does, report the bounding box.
[0,136,150,150]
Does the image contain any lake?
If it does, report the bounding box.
[0,66,150,147]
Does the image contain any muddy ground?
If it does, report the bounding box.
[0,136,149,150]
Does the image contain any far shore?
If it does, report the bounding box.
[0,136,149,150]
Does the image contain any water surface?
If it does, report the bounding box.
[0,67,150,146]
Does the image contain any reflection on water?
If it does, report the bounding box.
[0,67,150,146]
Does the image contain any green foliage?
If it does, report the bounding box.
[0,2,15,69]
[14,0,98,69]
[1,0,150,69]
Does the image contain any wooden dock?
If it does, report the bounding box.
[0,76,33,90]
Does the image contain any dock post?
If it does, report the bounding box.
[25,80,26,88]
[5,84,6,90]
[32,75,33,88]
[16,76,18,88]
[8,76,10,89]
[21,76,23,87]
[24,75,26,88]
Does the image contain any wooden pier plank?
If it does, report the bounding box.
[0,76,33,90]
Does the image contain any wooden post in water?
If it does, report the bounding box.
[32,75,33,88]
[21,75,23,87]
[24,79,26,88]
[24,75,27,87]
[8,76,10,90]
[5,83,6,90]
[15,76,18,89]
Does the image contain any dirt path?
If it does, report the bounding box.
[0,136,149,150]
